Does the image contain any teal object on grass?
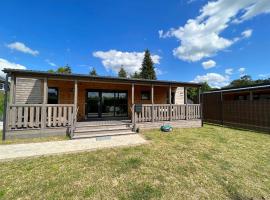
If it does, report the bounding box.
[160,124,173,132]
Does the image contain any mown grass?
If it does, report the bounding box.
[0,125,270,199]
[0,131,68,145]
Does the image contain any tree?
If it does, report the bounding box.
[225,75,253,88]
[48,65,72,74]
[187,82,212,103]
[140,49,157,80]
[89,68,98,76]
[118,67,127,78]
[131,71,141,79]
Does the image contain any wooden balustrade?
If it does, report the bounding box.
[7,104,75,130]
[134,104,201,123]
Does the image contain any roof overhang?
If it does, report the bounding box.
[203,84,270,94]
[3,69,202,88]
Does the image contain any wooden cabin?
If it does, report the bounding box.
[2,69,202,139]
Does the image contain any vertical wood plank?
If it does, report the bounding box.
[68,106,72,125]
[29,107,34,127]
[63,106,67,126]
[17,107,22,128]
[58,106,62,126]
[47,107,52,127]
[23,107,28,127]
[53,107,57,126]
[35,106,40,127]
[11,107,16,128]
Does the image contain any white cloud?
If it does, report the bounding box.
[93,50,161,74]
[0,58,26,77]
[7,42,39,56]
[202,59,216,69]
[159,0,270,62]
[225,68,233,75]
[193,72,230,88]
[238,67,246,77]
[242,29,253,38]
[45,59,57,67]
[258,73,270,79]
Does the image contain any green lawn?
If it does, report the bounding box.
[0,131,68,145]
[0,125,270,199]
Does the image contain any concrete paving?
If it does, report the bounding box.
[0,134,147,161]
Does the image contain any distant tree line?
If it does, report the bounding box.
[47,50,157,80]
[188,75,270,102]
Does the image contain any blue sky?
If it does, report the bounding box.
[0,0,270,87]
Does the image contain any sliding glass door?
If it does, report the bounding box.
[86,90,128,118]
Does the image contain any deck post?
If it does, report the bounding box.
[74,80,78,121]
[151,84,154,122]
[199,87,203,127]
[2,73,10,140]
[131,83,135,126]
[9,74,15,104]
[41,77,48,129]
[169,85,172,121]
[185,87,188,120]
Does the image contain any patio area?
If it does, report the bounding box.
[0,134,147,161]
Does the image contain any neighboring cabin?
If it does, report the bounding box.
[202,83,270,132]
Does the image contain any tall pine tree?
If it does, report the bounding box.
[131,71,141,79]
[118,66,127,78]
[140,49,157,80]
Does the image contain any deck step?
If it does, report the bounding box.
[75,124,131,131]
[76,121,132,128]
[72,131,135,139]
[74,127,131,133]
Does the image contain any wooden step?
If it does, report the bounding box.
[72,130,135,139]
[76,122,132,128]
[74,127,131,133]
[75,125,131,131]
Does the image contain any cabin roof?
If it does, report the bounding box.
[203,83,270,94]
[3,68,202,87]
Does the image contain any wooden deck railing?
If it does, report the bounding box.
[7,104,75,130]
[134,104,201,123]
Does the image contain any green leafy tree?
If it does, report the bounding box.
[118,67,128,78]
[225,75,253,88]
[140,49,157,80]
[89,68,98,76]
[48,65,72,74]
[188,82,212,103]
[57,65,72,74]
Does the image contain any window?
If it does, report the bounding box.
[48,87,58,104]
[141,91,151,100]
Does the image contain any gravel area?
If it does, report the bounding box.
[0,134,147,161]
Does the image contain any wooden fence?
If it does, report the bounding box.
[202,94,270,131]
[135,104,201,123]
[7,104,75,130]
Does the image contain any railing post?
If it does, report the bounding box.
[131,83,136,129]
[74,80,78,122]
[151,84,154,122]
[169,85,172,121]
[185,87,188,120]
